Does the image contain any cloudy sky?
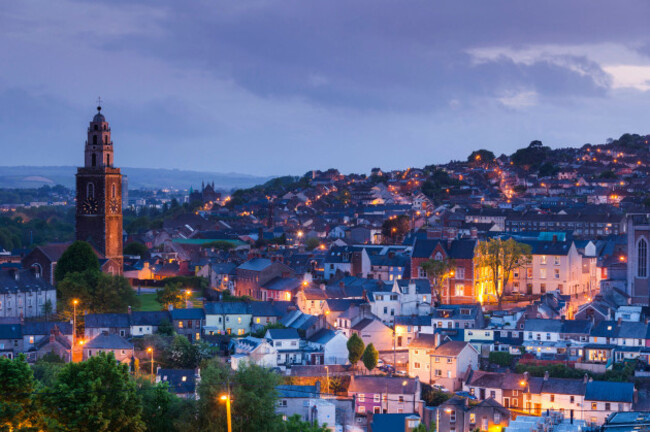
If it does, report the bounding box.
[3,1,650,176]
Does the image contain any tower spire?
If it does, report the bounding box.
[96,96,103,112]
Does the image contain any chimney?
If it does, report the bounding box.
[618,317,623,327]
[583,373,588,384]
[315,379,321,394]
[543,370,549,381]
[128,306,132,315]
[434,333,442,348]
[49,328,55,344]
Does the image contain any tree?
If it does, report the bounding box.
[42,298,53,319]
[305,237,320,251]
[54,240,99,282]
[167,335,202,369]
[40,352,145,432]
[468,149,495,163]
[347,333,365,370]
[362,343,378,372]
[488,351,514,367]
[31,352,65,387]
[157,319,174,336]
[156,282,185,310]
[0,354,44,431]
[284,414,328,432]
[475,238,532,309]
[58,268,139,315]
[139,380,192,432]
[381,215,410,243]
[124,242,151,259]
[420,258,455,303]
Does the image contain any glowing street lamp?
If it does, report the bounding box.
[220,393,232,432]
[185,289,192,308]
[72,299,79,350]
[147,347,154,381]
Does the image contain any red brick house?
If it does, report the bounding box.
[411,237,478,304]
[235,258,296,299]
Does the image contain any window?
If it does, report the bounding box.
[490,391,496,398]
[374,394,380,403]
[546,333,551,341]
[639,238,648,278]
[29,336,34,344]
[455,268,465,279]
[540,269,547,279]
[469,413,476,424]
[435,357,440,363]
[414,362,420,369]
[449,410,456,423]
[373,406,381,414]
[178,321,184,328]
[554,269,560,279]
[541,255,547,265]
[358,406,365,414]
[570,396,575,403]
[358,394,365,402]
[540,283,546,293]
[527,268,533,278]
[447,358,452,363]
[591,402,597,410]
[435,369,442,376]
[399,395,405,402]
[111,184,116,198]
[550,394,555,402]
[605,403,611,411]
[86,182,95,199]
[512,398,518,407]
[494,412,501,423]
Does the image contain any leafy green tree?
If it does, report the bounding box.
[139,380,192,432]
[476,238,532,309]
[488,351,513,367]
[54,240,100,282]
[284,414,328,432]
[305,237,321,251]
[157,318,174,336]
[0,354,44,431]
[200,240,235,251]
[167,335,202,369]
[362,343,378,372]
[124,242,151,259]
[193,359,283,432]
[156,282,185,310]
[347,333,365,369]
[31,352,65,387]
[422,384,452,406]
[381,215,410,243]
[468,149,495,163]
[420,258,455,302]
[40,352,145,432]
[58,269,140,314]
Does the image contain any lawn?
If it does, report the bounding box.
[135,293,162,311]
[133,291,201,312]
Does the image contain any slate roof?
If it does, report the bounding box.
[395,279,431,295]
[203,302,251,315]
[85,313,130,328]
[262,277,301,292]
[238,258,273,272]
[349,376,419,394]
[394,315,432,327]
[591,320,648,339]
[585,381,634,403]
[84,333,133,350]
[34,242,72,262]
[0,269,56,294]
[249,301,293,317]
[267,328,300,340]
[370,414,421,432]
[276,384,319,398]
[0,323,22,339]
[157,369,197,394]
[325,298,364,311]
[170,308,205,320]
[22,321,73,335]
[307,328,337,345]
[130,311,171,326]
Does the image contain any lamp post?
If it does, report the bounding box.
[147,347,154,382]
[72,299,79,356]
[185,289,192,308]
[447,270,454,304]
[520,379,530,413]
[220,392,232,432]
[324,366,329,395]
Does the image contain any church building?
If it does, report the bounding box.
[75,104,123,275]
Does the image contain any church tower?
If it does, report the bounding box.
[75,103,123,275]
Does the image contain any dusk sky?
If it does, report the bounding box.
[3,1,650,176]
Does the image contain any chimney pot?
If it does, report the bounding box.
[544,370,549,381]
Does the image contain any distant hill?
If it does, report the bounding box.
[0,166,271,190]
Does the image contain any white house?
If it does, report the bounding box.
[231,336,277,369]
[307,329,349,365]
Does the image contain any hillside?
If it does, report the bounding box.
[0,166,271,190]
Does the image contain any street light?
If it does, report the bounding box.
[220,393,232,432]
[185,289,192,308]
[147,347,154,382]
[72,299,79,354]
[324,366,329,395]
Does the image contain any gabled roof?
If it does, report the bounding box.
[204,302,250,315]
[0,269,56,294]
[84,333,133,350]
[22,321,72,336]
[0,323,22,339]
[585,381,634,403]
[267,328,300,340]
[170,308,205,320]
[130,311,171,326]
[276,384,319,398]
[85,313,130,328]
[307,328,338,345]
[370,414,421,432]
[238,258,273,272]
[349,376,419,394]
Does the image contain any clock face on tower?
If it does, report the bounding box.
[109,198,120,214]
[81,197,99,214]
